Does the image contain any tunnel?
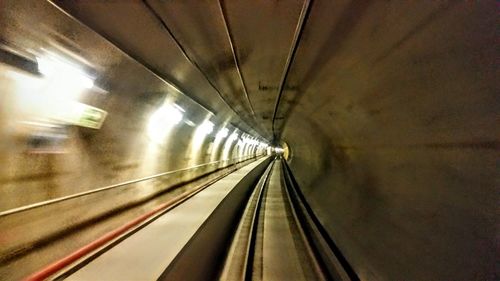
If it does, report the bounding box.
[0,1,497,280]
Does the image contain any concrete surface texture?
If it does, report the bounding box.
[261,161,321,281]
[0,1,267,279]
[0,0,497,280]
[66,158,268,281]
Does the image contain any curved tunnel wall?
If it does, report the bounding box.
[0,0,268,211]
[282,2,498,280]
[0,1,268,276]
[0,1,497,281]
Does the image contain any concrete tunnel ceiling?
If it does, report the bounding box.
[2,0,498,280]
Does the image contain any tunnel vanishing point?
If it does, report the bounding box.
[0,1,498,281]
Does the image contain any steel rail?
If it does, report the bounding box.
[281,159,359,280]
[234,158,333,280]
[242,159,274,281]
[0,155,259,218]
[280,159,328,280]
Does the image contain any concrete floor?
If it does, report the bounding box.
[66,158,267,281]
[260,161,321,281]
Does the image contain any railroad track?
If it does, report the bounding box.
[219,157,354,281]
[25,157,356,280]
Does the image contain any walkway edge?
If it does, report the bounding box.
[22,158,261,281]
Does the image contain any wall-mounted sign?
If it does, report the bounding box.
[50,101,107,129]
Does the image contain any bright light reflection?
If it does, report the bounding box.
[222,130,239,160]
[198,121,214,135]
[4,54,107,154]
[37,56,94,93]
[228,132,239,142]
[237,139,246,158]
[216,127,229,139]
[188,120,214,165]
[173,104,186,112]
[185,120,196,127]
[147,104,183,144]
[210,127,229,161]
[17,55,106,130]
[237,139,244,147]
[31,55,98,122]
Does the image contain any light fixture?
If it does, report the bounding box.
[147,104,184,143]
[37,56,94,91]
[228,132,239,142]
[197,120,214,135]
[216,127,229,139]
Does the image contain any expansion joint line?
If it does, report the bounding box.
[217,0,256,117]
[142,0,265,139]
[271,0,313,142]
